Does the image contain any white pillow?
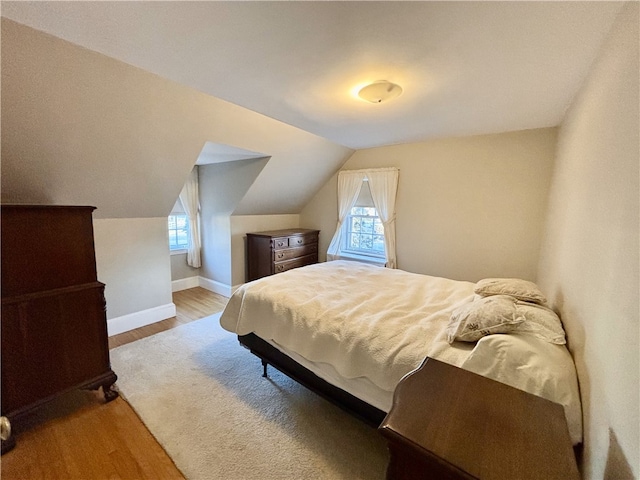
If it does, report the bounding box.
[514,301,566,345]
[474,278,548,306]
[446,295,525,343]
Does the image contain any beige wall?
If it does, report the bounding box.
[1,20,351,323]
[537,4,639,479]
[93,218,173,319]
[198,159,270,287]
[170,253,200,281]
[301,128,557,282]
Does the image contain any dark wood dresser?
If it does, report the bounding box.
[1,205,118,453]
[246,228,319,281]
[379,357,579,480]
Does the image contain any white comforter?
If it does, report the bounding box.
[220,260,582,444]
[221,260,477,391]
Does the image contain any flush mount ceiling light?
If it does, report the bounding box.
[357,80,403,104]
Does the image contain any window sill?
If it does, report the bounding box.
[339,252,386,267]
[170,248,188,256]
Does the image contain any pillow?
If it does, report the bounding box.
[514,301,566,344]
[446,295,525,343]
[474,278,548,306]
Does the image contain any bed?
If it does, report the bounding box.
[220,260,582,446]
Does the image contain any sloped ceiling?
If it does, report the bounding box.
[195,143,266,166]
[0,2,626,219]
[0,19,353,218]
[1,1,625,149]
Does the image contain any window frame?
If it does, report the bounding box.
[168,214,190,254]
[342,206,386,260]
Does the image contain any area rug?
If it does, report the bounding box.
[110,313,389,479]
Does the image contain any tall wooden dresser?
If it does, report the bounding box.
[246,228,319,281]
[1,205,118,453]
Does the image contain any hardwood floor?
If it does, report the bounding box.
[1,287,228,480]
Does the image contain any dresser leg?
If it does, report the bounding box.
[262,360,269,378]
[102,383,119,402]
[95,370,119,403]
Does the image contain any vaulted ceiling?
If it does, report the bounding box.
[2,1,624,149]
[0,2,626,219]
[0,18,353,217]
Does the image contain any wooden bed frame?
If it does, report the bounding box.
[238,333,386,427]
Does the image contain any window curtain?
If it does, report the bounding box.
[326,170,366,261]
[178,167,202,268]
[367,168,399,268]
[327,167,399,268]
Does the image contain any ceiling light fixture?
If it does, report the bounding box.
[357,80,403,104]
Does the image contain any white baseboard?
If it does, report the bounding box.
[107,303,177,337]
[172,276,200,292]
[107,277,237,337]
[198,276,234,297]
[171,275,239,296]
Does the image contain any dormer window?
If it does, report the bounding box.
[168,213,190,251]
[168,196,190,253]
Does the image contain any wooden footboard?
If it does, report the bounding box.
[238,333,386,427]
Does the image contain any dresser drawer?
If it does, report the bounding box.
[273,234,317,251]
[274,254,317,273]
[288,234,316,248]
[272,237,291,250]
[273,244,318,262]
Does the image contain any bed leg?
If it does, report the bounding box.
[262,360,269,378]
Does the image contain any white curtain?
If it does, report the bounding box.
[367,168,399,268]
[326,170,366,261]
[178,167,202,268]
[327,167,399,268]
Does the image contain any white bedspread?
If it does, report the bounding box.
[221,260,476,392]
[220,260,582,445]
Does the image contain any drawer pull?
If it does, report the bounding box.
[296,239,303,244]
[277,241,286,247]
[276,265,285,272]
[276,252,284,259]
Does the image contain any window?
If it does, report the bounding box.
[328,168,398,268]
[168,214,190,251]
[343,206,386,258]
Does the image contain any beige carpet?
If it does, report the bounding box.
[110,313,389,479]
